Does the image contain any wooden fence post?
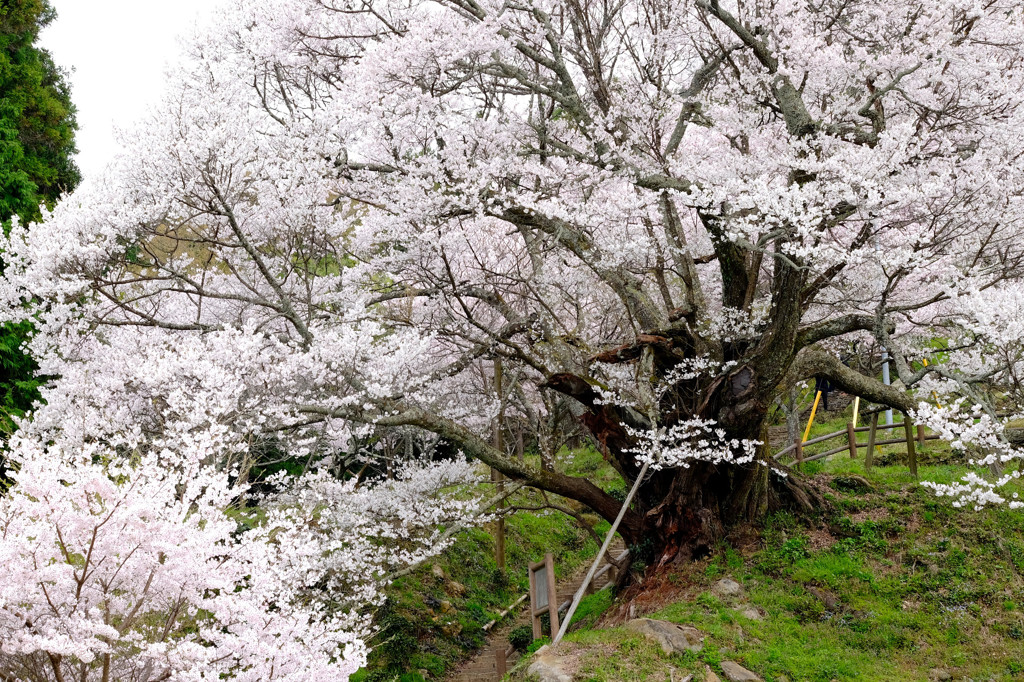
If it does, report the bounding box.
[545,553,559,636]
[865,413,878,472]
[917,424,926,445]
[904,417,918,480]
[846,422,858,459]
[795,438,803,472]
[496,647,507,677]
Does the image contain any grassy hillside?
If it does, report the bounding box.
[354,449,618,681]
[357,399,1024,681]
[509,443,1024,681]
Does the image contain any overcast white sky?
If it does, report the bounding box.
[40,1,224,180]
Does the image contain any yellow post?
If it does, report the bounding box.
[803,391,822,443]
[851,396,861,427]
[922,358,943,408]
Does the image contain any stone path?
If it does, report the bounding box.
[448,539,626,682]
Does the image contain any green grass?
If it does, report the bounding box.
[508,453,1024,682]
[358,409,1024,681]
[567,589,616,631]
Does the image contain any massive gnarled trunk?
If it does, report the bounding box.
[627,445,823,565]
[543,341,826,565]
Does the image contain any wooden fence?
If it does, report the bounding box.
[773,410,941,479]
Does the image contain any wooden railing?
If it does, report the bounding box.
[772,410,942,478]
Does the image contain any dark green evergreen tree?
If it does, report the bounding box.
[0,0,79,432]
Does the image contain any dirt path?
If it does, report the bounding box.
[448,539,626,682]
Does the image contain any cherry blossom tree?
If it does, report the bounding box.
[0,429,480,680]
[5,0,1024,585]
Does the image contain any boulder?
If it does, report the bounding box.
[1005,427,1024,445]
[432,563,468,596]
[713,578,744,599]
[527,645,573,682]
[719,661,762,682]
[625,618,703,655]
[739,606,762,621]
[705,665,721,682]
[831,474,874,494]
[806,587,839,611]
[445,579,468,597]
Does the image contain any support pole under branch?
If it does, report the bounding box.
[553,460,650,646]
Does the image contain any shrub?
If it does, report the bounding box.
[509,624,535,651]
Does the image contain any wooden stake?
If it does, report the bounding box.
[528,560,542,640]
[545,553,559,636]
[865,413,878,472]
[795,437,804,472]
[493,359,506,570]
[904,416,918,480]
[496,647,507,676]
[847,422,858,459]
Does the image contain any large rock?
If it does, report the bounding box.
[806,587,839,611]
[720,661,762,682]
[527,645,572,682]
[705,666,721,682]
[624,618,703,655]
[445,579,468,597]
[739,606,763,621]
[713,578,744,599]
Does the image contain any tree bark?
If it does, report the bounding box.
[612,426,822,566]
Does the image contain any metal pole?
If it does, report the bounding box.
[803,390,822,442]
[553,460,650,646]
[872,235,893,426]
[881,348,893,426]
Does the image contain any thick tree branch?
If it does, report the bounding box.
[296,402,644,536]
[796,313,892,349]
[789,347,916,413]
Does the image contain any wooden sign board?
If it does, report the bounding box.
[528,553,560,639]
